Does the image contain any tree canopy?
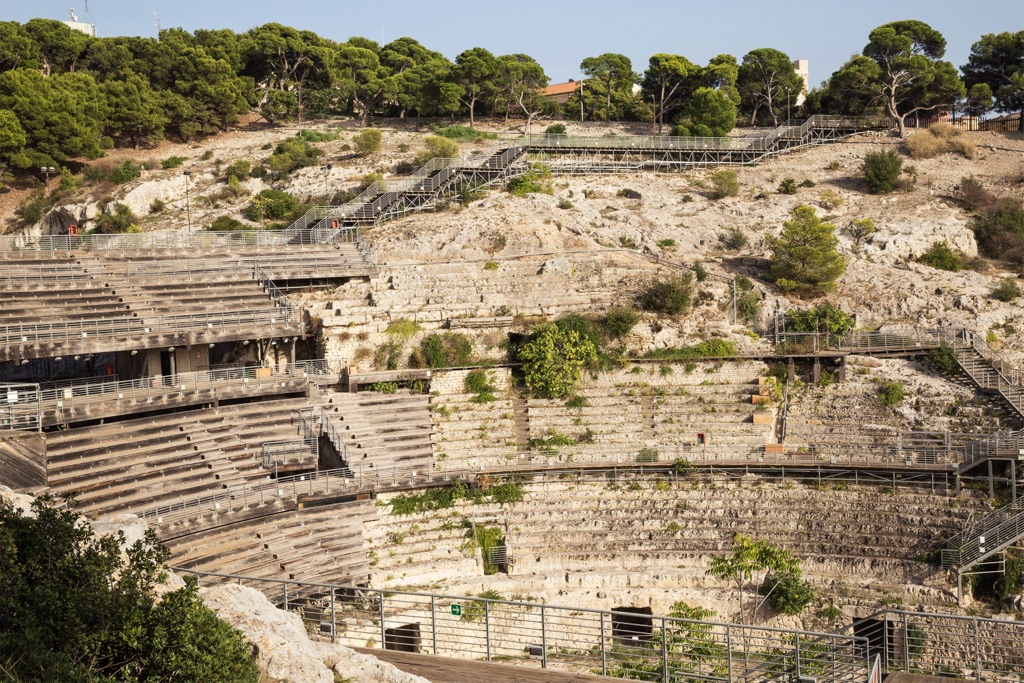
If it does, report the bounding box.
[767,205,847,296]
[961,31,1024,128]
[0,495,259,682]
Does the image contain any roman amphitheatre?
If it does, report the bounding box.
[2,59,1024,683]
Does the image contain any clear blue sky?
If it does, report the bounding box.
[5,0,1022,87]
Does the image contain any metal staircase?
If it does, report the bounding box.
[941,498,1024,575]
[942,330,1024,420]
[282,115,890,235]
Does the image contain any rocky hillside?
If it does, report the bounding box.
[4,119,1022,363]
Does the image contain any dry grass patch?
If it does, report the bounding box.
[904,124,976,160]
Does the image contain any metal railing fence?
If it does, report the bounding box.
[941,497,1024,569]
[1,306,300,350]
[1,363,311,430]
[176,568,869,683]
[0,383,42,431]
[137,460,962,528]
[0,229,360,256]
[836,609,1024,681]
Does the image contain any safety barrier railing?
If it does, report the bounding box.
[0,383,42,431]
[30,363,309,424]
[175,568,869,683]
[137,457,963,528]
[260,438,319,472]
[772,329,942,355]
[835,609,1024,681]
[1,306,300,349]
[941,497,1024,569]
[0,263,95,288]
[959,429,1024,471]
[0,230,359,256]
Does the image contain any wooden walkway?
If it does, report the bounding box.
[354,648,614,682]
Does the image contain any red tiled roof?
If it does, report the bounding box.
[543,81,579,97]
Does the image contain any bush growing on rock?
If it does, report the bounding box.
[862,149,903,194]
[244,189,297,221]
[267,137,322,175]
[785,303,855,336]
[413,135,459,166]
[96,202,140,233]
[413,332,473,368]
[109,160,142,184]
[917,240,962,272]
[878,381,906,407]
[507,164,553,197]
[759,570,816,616]
[352,128,383,156]
[903,124,975,160]
[604,306,639,337]
[637,273,694,315]
[990,278,1022,302]
[225,159,251,181]
[0,496,259,682]
[709,169,739,199]
[973,197,1024,265]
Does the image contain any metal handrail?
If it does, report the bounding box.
[175,566,869,683]
[942,497,1024,568]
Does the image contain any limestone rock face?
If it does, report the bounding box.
[0,484,34,515]
[200,583,335,683]
[200,583,428,683]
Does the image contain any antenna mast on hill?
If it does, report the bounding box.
[155,12,161,33]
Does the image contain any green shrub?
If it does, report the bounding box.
[296,129,339,142]
[926,344,959,374]
[149,198,166,214]
[374,341,402,370]
[693,260,708,282]
[225,159,251,181]
[385,319,422,340]
[517,323,598,399]
[736,290,761,324]
[954,175,996,212]
[414,135,459,166]
[201,149,213,160]
[109,160,142,184]
[465,369,497,403]
[973,198,1024,265]
[604,306,639,337]
[637,273,693,315]
[817,189,844,210]
[353,128,383,156]
[95,203,139,233]
[207,215,247,232]
[565,395,589,409]
[249,165,267,179]
[991,278,1022,302]
[656,238,676,249]
[644,339,736,360]
[268,137,322,175]
[415,333,473,368]
[507,164,553,197]
[709,169,739,199]
[843,217,877,245]
[785,303,855,336]
[544,123,567,136]
[798,179,816,188]
[370,381,398,394]
[918,241,962,272]
[244,189,297,221]
[720,226,748,250]
[862,149,904,194]
[777,178,798,194]
[432,124,496,141]
[161,155,186,170]
[759,570,815,615]
[0,496,259,682]
[767,205,846,296]
[878,381,906,407]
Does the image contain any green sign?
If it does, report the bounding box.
[450,603,462,616]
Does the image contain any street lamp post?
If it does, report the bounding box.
[183,170,192,232]
[41,166,55,186]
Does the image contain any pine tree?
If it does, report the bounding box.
[767,205,847,296]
